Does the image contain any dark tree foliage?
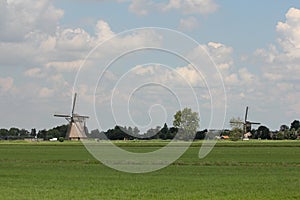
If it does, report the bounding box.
[280,125,289,132]
[39,124,69,139]
[0,129,9,137]
[290,120,300,131]
[256,126,271,139]
[195,129,208,140]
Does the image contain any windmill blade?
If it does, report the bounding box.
[75,115,89,119]
[71,93,77,116]
[230,121,244,124]
[249,122,261,125]
[244,106,249,122]
[54,114,71,118]
[230,118,244,124]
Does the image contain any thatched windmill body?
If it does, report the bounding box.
[54,93,89,140]
[230,106,260,139]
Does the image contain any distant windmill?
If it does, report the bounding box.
[230,106,260,139]
[54,93,89,140]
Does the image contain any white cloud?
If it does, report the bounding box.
[45,60,84,72]
[131,64,203,87]
[0,0,63,42]
[24,68,45,78]
[128,0,218,16]
[240,7,300,124]
[175,64,202,86]
[56,28,91,51]
[187,42,234,73]
[256,8,300,83]
[132,65,155,75]
[225,73,239,85]
[95,20,115,41]
[276,7,300,58]
[178,16,199,31]
[238,68,255,83]
[179,0,219,15]
[0,77,14,93]
[39,87,54,98]
[128,0,151,16]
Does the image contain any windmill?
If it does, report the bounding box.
[230,106,260,140]
[54,93,89,140]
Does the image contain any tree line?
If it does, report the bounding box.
[0,107,299,141]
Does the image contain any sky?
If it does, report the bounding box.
[1,0,300,132]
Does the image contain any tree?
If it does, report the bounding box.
[257,126,270,139]
[133,127,140,136]
[158,123,169,140]
[290,120,300,131]
[229,117,244,129]
[0,129,8,137]
[9,127,20,136]
[38,129,48,140]
[280,125,289,132]
[19,129,29,137]
[173,108,200,140]
[195,129,207,140]
[229,128,243,141]
[276,131,284,140]
[31,128,37,137]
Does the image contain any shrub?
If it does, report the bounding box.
[58,137,64,142]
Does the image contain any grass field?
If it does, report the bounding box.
[0,140,299,199]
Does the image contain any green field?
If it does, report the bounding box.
[0,140,299,199]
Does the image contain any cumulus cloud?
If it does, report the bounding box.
[241,7,300,122]
[0,77,14,93]
[128,0,152,16]
[276,7,300,56]
[24,68,46,78]
[178,16,199,31]
[39,87,54,98]
[95,20,115,41]
[0,0,63,42]
[256,7,300,83]
[238,68,255,83]
[45,60,84,72]
[187,42,234,73]
[128,0,218,16]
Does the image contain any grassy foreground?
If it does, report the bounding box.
[0,140,299,199]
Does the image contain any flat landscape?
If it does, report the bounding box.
[0,140,299,200]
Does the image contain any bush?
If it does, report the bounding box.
[58,137,64,142]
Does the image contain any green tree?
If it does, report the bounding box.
[133,127,140,136]
[0,129,8,137]
[159,123,169,140]
[229,117,244,129]
[9,128,20,136]
[257,126,270,139]
[30,128,37,137]
[280,125,289,132]
[289,128,298,140]
[229,128,243,141]
[38,129,48,140]
[173,108,200,140]
[276,131,284,140]
[290,120,300,131]
[19,129,29,137]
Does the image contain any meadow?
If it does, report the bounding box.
[0,140,299,199]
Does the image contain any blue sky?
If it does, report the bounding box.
[1,0,300,132]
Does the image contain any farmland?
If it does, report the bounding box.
[0,140,299,199]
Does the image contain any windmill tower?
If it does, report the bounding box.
[54,93,89,140]
[230,106,260,140]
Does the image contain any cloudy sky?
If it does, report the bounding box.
[1,0,300,132]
